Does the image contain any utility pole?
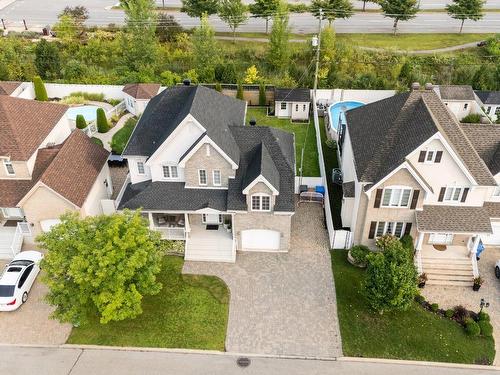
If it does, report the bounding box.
[313,8,322,95]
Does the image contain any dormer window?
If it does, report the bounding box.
[137,161,145,175]
[418,150,442,163]
[3,160,14,175]
[251,194,271,211]
[162,165,178,179]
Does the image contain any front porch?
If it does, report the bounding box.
[0,208,30,259]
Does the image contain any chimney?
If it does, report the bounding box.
[249,118,257,126]
[411,82,421,91]
[183,79,191,86]
[424,82,434,90]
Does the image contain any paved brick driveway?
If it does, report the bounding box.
[421,247,500,366]
[183,202,342,358]
[0,260,71,345]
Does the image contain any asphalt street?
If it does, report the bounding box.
[1,0,500,33]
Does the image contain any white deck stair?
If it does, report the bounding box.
[0,227,18,259]
[422,256,474,287]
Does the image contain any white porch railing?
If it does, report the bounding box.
[10,222,30,258]
[155,227,186,240]
[414,248,423,274]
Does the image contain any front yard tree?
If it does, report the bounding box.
[446,0,485,33]
[219,0,248,43]
[34,39,61,80]
[310,0,354,26]
[192,13,219,82]
[363,235,418,313]
[379,0,419,35]
[249,0,280,34]
[181,0,219,19]
[267,0,290,71]
[38,211,163,326]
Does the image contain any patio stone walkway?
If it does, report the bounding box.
[421,247,500,366]
[183,201,342,358]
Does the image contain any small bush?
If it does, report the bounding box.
[464,318,480,337]
[91,137,104,147]
[33,76,48,101]
[96,108,109,133]
[400,234,414,251]
[478,320,493,337]
[107,98,122,106]
[61,95,86,105]
[75,114,87,129]
[236,82,244,100]
[454,305,469,324]
[478,311,490,322]
[430,303,439,312]
[69,91,105,102]
[445,309,454,319]
[350,245,370,264]
[414,294,425,304]
[460,113,481,123]
[215,82,222,92]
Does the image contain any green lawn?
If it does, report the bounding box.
[246,107,320,177]
[331,250,495,364]
[110,117,137,154]
[67,256,229,350]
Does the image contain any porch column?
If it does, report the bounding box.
[415,232,424,250]
[148,212,154,229]
[470,235,481,255]
[184,213,190,239]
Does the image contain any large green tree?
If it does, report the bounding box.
[218,0,248,43]
[38,211,163,326]
[310,0,353,27]
[249,0,280,34]
[58,5,89,36]
[181,0,219,19]
[192,13,219,82]
[446,0,485,33]
[267,0,290,71]
[363,235,418,313]
[34,39,61,80]
[379,0,419,35]
[120,0,158,72]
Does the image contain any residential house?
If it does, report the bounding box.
[339,86,500,286]
[0,81,23,97]
[475,90,500,122]
[122,83,162,116]
[118,85,295,263]
[274,88,311,121]
[434,85,484,122]
[0,96,112,258]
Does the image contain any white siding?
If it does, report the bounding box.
[82,164,112,216]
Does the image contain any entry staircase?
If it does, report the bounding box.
[421,256,475,287]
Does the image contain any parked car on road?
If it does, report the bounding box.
[0,251,43,311]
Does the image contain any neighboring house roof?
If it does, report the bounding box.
[438,85,475,101]
[123,85,246,165]
[227,126,295,212]
[474,90,500,105]
[460,123,500,176]
[416,205,493,234]
[0,81,22,96]
[243,141,280,192]
[0,96,68,160]
[122,83,161,99]
[484,201,500,219]
[274,88,310,102]
[0,130,109,207]
[345,90,497,188]
[118,181,228,211]
[343,181,355,198]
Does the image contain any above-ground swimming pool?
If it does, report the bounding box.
[66,105,101,122]
[328,101,365,133]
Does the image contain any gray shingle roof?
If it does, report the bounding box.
[123,85,246,165]
[460,123,500,176]
[243,142,280,192]
[416,205,493,233]
[274,88,310,102]
[343,181,355,198]
[474,90,500,105]
[119,181,228,211]
[438,85,475,101]
[345,90,497,188]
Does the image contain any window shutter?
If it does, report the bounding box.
[434,151,443,163]
[461,188,469,203]
[403,223,412,236]
[410,190,420,209]
[368,222,377,239]
[438,187,446,202]
[374,189,383,208]
[418,151,426,162]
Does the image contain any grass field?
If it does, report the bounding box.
[331,250,495,364]
[68,256,229,350]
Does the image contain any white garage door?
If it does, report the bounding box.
[482,223,500,246]
[241,229,280,251]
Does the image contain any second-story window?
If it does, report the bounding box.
[3,160,15,175]
[444,187,463,202]
[198,169,207,185]
[137,161,145,175]
[213,170,221,186]
[381,188,411,207]
[163,165,178,179]
[251,194,271,211]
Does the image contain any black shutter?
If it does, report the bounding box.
[418,151,426,162]
[461,188,469,202]
[438,187,446,202]
[374,189,383,208]
[404,223,412,236]
[435,151,443,163]
[410,190,420,209]
[368,222,377,239]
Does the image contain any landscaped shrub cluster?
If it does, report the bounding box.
[350,245,370,265]
[69,91,105,102]
[460,113,482,123]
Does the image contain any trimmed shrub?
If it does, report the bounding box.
[478,320,493,337]
[430,303,439,312]
[478,311,490,322]
[96,108,109,133]
[445,309,454,319]
[350,245,370,264]
[465,318,480,337]
[75,114,87,129]
[259,83,266,106]
[33,76,48,101]
[61,95,86,105]
[460,113,481,123]
[414,294,425,304]
[400,234,414,252]
[215,82,222,92]
[91,137,104,147]
[69,91,105,102]
[454,305,469,324]
[236,82,244,100]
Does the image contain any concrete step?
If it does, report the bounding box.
[426,279,474,287]
[422,262,472,270]
[426,273,473,282]
[426,269,472,276]
[421,257,471,264]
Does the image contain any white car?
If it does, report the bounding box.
[496,260,500,279]
[0,251,43,311]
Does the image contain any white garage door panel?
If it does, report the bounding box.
[241,229,280,250]
[482,223,500,245]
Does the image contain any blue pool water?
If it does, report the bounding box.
[328,101,365,132]
[66,105,101,122]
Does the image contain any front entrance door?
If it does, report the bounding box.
[202,214,221,225]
